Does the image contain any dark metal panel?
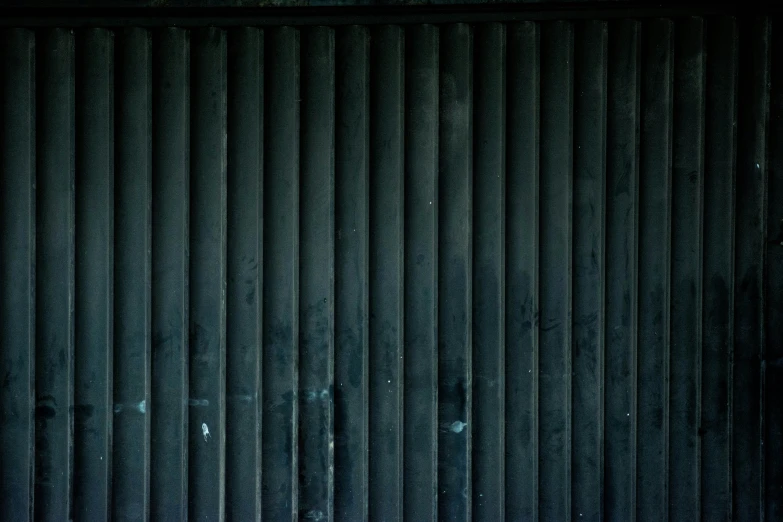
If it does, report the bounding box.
[670,17,706,520]
[0,14,779,521]
[504,20,539,521]
[150,27,190,521]
[368,23,405,522]
[636,18,673,522]
[701,15,737,521]
[472,21,505,521]
[604,18,640,521]
[734,16,770,522]
[402,22,438,522]
[74,27,114,521]
[34,28,75,522]
[538,19,573,521]
[189,26,227,522]
[766,18,783,522]
[334,23,370,522]
[299,25,335,522]
[438,22,473,522]
[261,25,299,520]
[113,27,152,522]
[225,26,263,522]
[572,18,606,522]
[0,27,35,522]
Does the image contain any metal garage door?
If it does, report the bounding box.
[0,4,781,520]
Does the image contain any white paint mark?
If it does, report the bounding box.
[307,389,330,402]
[450,421,467,433]
[228,394,255,403]
[114,400,147,414]
[304,509,325,521]
[202,423,211,442]
[189,399,210,407]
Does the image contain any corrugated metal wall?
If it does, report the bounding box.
[0,15,781,521]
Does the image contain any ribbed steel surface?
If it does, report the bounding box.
[0,16,781,521]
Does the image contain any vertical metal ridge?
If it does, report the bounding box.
[538,19,572,522]
[505,20,539,521]
[74,27,114,521]
[605,18,641,521]
[334,24,369,522]
[403,22,439,522]
[261,25,299,521]
[733,16,769,522]
[571,18,607,522]
[113,27,152,522]
[764,18,783,522]
[150,27,190,522]
[368,23,405,521]
[188,26,227,522]
[701,16,737,522]
[727,22,738,520]
[636,17,673,522]
[696,23,707,522]
[669,17,705,520]
[225,26,263,522]
[0,27,36,522]
[299,25,335,522]
[437,22,473,522]
[631,23,642,522]
[35,28,75,522]
[471,21,505,522]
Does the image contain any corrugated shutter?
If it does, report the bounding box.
[0,15,781,521]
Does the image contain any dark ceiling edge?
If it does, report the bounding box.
[0,2,778,26]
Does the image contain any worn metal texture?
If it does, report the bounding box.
[0,15,781,522]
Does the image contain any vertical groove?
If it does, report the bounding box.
[0,27,35,522]
[437,22,473,522]
[334,24,369,522]
[34,28,75,522]
[636,18,673,522]
[114,27,152,522]
[733,16,769,522]
[403,22,439,522]
[571,19,607,522]
[189,26,227,522]
[670,17,705,521]
[701,16,737,522]
[74,27,114,521]
[368,24,405,521]
[604,18,640,522]
[472,22,505,521]
[505,21,539,521]
[150,27,190,522]
[299,25,335,522]
[262,26,299,521]
[765,17,783,522]
[538,20,573,521]
[225,26,263,522]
